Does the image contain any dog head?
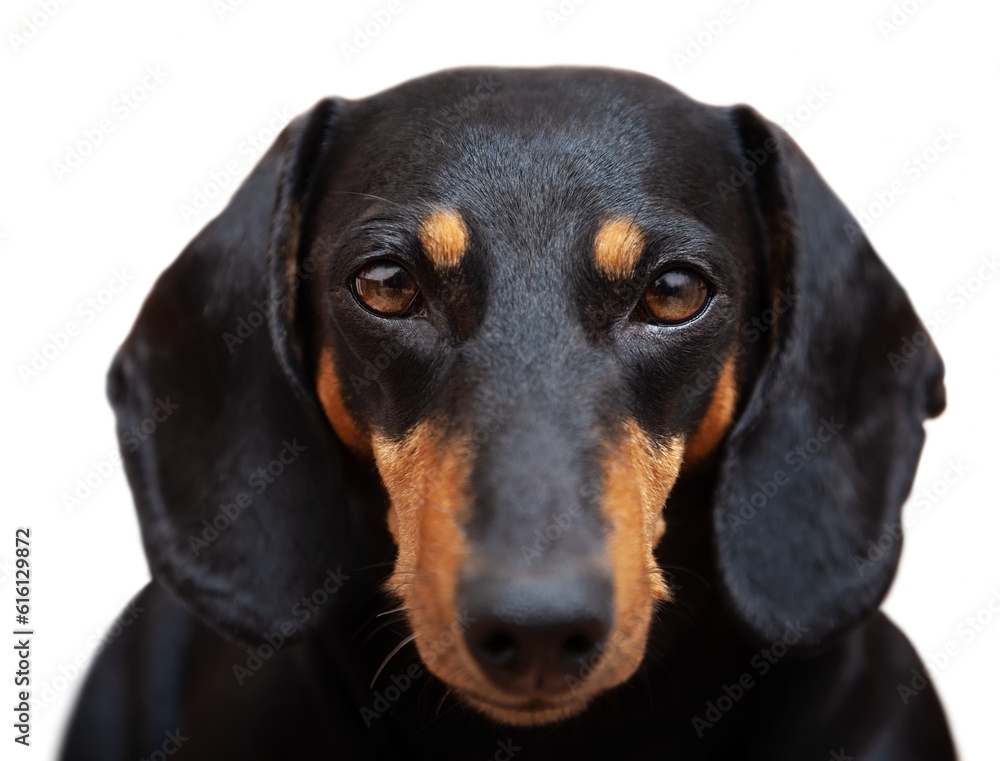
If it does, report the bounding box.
[109,68,944,725]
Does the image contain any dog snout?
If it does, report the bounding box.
[459,571,613,696]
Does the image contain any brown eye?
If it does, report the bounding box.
[642,268,709,324]
[353,261,420,317]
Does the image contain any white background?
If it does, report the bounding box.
[2,0,998,758]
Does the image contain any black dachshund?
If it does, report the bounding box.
[62,67,955,760]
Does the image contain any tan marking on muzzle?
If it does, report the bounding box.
[372,418,686,727]
[593,217,646,279]
[373,422,482,696]
[685,353,738,463]
[597,421,685,688]
[467,421,686,727]
[316,347,371,456]
[418,209,469,269]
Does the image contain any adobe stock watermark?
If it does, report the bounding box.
[61,397,180,514]
[906,457,971,518]
[562,611,647,694]
[17,268,135,386]
[854,457,971,576]
[468,406,511,454]
[714,134,779,201]
[188,439,307,555]
[545,0,589,30]
[691,620,810,737]
[178,106,294,224]
[887,252,998,373]
[60,450,123,514]
[361,608,476,727]
[139,728,188,761]
[51,66,169,182]
[213,0,247,21]
[672,0,753,72]
[0,555,14,590]
[776,84,834,138]
[843,126,959,242]
[222,297,276,353]
[721,417,844,531]
[32,600,145,712]
[406,74,501,160]
[486,739,523,761]
[7,0,71,53]
[520,503,585,566]
[345,340,404,394]
[340,0,409,65]
[680,290,797,402]
[222,246,323,352]
[877,0,931,40]
[232,568,350,685]
[519,476,599,568]
[361,661,423,727]
[898,588,1000,705]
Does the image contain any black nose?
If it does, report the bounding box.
[460,572,613,696]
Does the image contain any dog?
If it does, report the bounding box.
[62,67,955,760]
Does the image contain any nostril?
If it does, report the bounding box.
[560,632,598,660]
[474,628,520,668]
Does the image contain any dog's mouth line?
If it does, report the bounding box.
[454,682,607,726]
[452,681,599,716]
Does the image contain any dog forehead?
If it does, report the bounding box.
[331,68,740,227]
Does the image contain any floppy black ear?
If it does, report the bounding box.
[713,106,946,651]
[108,98,356,643]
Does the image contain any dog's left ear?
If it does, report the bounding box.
[107,98,357,644]
[712,106,946,651]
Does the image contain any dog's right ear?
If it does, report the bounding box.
[708,106,945,652]
[107,98,359,644]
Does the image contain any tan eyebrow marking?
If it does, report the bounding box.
[593,218,646,279]
[418,209,469,269]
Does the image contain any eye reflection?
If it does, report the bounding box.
[353,261,419,317]
[642,268,709,324]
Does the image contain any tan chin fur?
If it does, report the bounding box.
[371,422,487,701]
[372,418,685,726]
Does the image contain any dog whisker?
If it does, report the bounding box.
[362,615,410,645]
[658,563,712,590]
[330,190,402,207]
[435,687,454,716]
[351,598,418,641]
[409,694,463,742]
[658,592,697,620]
[371,633,417,689]
[376,605,410,618]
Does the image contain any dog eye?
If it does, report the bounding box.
[641,268,710,324]
[353,260,420,317]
